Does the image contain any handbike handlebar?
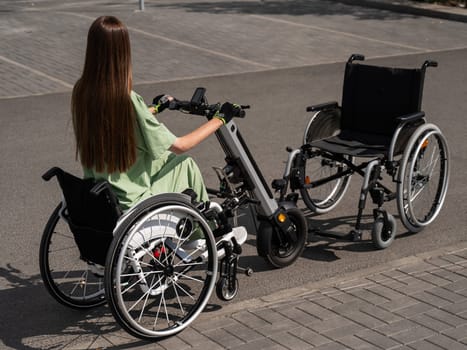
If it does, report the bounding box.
[168,87,249,119]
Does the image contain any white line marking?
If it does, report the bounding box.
[249,14,429,52]
[0,55,73,88]
[62,12,273,69]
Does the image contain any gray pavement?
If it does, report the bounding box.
[1,0,467,349]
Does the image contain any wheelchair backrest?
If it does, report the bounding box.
[341,62,424,137]
[43,167,122,265]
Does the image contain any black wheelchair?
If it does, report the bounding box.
[39,167,248,340]
[285,54,450,248]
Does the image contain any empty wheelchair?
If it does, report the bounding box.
[289,54,449,248]
[39,167,247,340]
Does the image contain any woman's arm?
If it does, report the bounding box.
[170,118,223,154]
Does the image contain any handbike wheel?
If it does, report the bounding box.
[397,124,449,233]
[105,194,217,340]
[39,204,106,309]
[265,208,307,268]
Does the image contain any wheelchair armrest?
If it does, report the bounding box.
[389,111,425,162]
[91,181,112,196]
[42,167,63,181]
[306,101,338,112]
[396,111,425,124]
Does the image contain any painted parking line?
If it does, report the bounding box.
[249,14,429,52]
[0,55,73,89]
[63,12,273,70]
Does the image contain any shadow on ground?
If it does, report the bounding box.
[0,265,149,349]
[151,0,415,20]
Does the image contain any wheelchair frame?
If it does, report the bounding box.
[276,54,450,248]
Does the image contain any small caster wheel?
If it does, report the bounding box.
[216,277,239,301]
[350,230,362,241]
[372,214,397,249]
[244,267,253,277]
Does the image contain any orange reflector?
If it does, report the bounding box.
[277,213,287,223]
[305,176,311,184]
[421,139,429,149]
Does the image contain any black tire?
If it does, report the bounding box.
[301,108,351,214]
[371,214,397,249]
[265,208,307,268]
[397,124,450,233]
[104,194,217,340]
[216,277,239,301]
[299,153,352,214]
[39,204,106,309]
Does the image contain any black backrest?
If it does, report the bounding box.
[341,62,424,137]
[43,167,121,265]
[54,168,121,231]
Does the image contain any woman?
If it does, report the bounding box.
[72,16,235,211]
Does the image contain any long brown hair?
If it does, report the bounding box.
[72,16,136,173]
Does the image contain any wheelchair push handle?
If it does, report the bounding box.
[42,167,62,181]
[348,53,365,63]
[168,87,249,119]
[423,60,438,69]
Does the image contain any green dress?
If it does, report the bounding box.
[83,91,209,210]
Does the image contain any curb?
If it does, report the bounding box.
[330,0,467,23]
[199,241,467,321]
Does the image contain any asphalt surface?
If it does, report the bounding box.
[1,0,467,349]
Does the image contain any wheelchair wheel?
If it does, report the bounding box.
[397,123,449,233]
[265,208,307,268]
[371,213,397,249]
[303,107,341,145]
[216,277,239,301]
[301,108,351,213]
[104,194,218,340]
[39,204,106,309]
[299,152,352,214]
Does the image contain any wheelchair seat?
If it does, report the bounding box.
[308,56,427,158]
[42,167,122,265]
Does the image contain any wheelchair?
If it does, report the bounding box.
[39,167,248,340]
[288,54,450,248]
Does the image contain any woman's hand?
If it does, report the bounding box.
[151,94,174,114]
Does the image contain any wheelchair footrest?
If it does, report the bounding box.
[310,228,362,242]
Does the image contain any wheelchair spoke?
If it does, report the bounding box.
[124,254,153,268]
[426,150,440,178]
[172,279,196,301]
[121,270,163,295]
[128,275,162,313]
[69,270,87,297]
[172,279,186,316]
[174,261,205,268]
[173,271,205,284]
[138,274,156,322]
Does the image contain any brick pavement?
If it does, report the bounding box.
[177,244,467,350]
[52,244,467,349]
